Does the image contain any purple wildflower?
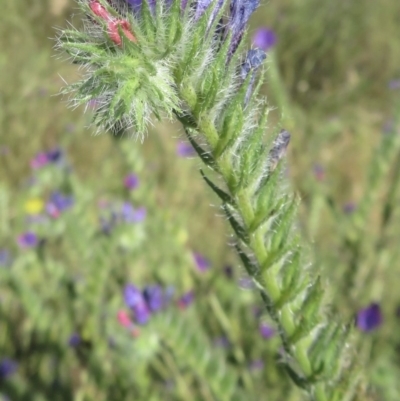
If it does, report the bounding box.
[177,141,196,157]
[124,173,139,190]
[123,284,151,324]
[259,322,275,339]
[356,303,382,332]
[30,148,64,169]
[68,333,81,347]
[178,290,194,309]
[46,192,74,218]
[17,232,38,249]
[143,285,164,312]
[193,252,210,272]
[124,284,144,308]
[0,359,17,379]
[30,152,49,169]
[46,148,63,163]
[228,0,260,55]
[252,27,277,52]
[133,301,151,325]
[120,203,146,223]
[132,206,146,222]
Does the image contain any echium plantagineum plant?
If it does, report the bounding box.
[58,0,367,400]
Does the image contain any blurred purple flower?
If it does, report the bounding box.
[124,284,144,308]
[132,206,146,222]
[124,173,139,190]
[143,285,164,312]
[123,284,151,324]
[30,148,64,170]
[46,148,63,163]
[178,291,194,309]
[193,252,210,272]
[248,359,264,371]
[46,192,74,218]
[0,358,17,379]
[259,322,275,339]
[133,301,151,325]
[120,203,146,223]
[0,250,11,267]
[356,303,382,332]
[177,141,196,157]
[17,232,38,249]
[68,333,81,348]
[30,152,49,169]
[343,202,356,214]
[252,27,277,52]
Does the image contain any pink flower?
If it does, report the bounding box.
[117,310,132,328]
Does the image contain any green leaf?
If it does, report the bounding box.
[222,203,249,244]
[186,130,217,169]
[201,170,235,205]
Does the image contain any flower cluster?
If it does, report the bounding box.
[59,0,268,136]
[30,148,64,169]
[99,201,146,234]
[46,192,74,218]
[121,283,173,325]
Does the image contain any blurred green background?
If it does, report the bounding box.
[1,0,400,400]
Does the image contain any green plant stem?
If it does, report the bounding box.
[175,85,362,400]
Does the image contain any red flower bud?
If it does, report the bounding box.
[89,0,112,22]
[108,20,137,46]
